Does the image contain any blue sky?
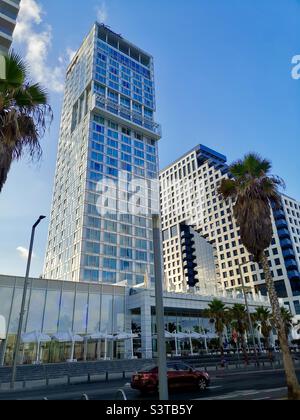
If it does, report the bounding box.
[0,0,299,278]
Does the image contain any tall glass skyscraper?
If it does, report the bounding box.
[0,0,20,53]
[44,24,161,287]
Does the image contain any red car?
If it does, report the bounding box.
[131,362,210,394]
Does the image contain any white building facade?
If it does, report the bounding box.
[160,145,300,315]
[0,0,20,53]
[44,24,161,287]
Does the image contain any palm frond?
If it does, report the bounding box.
[0,51,52,192]
[218,178,237,199]
[0,52,27,90]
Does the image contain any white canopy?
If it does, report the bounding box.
[152,331,174,340]
[52,332,84,343]
[189,332,207,339]
[164,331,175,339]
[88,332,114,340]
[115,332,139,341]
[205,333,218,339]
[52,332,84,363]
[21,331,51,344]
[174,332,190,340]
[21,331,52,364]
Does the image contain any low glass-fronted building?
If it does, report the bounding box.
[0,275,126,365]
[0,274,272,366]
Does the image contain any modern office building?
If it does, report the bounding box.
[0,274,271,365]
[160,144,300,315]
[0,0,20,53]
[44,23,161,287]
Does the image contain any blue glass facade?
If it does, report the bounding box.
[44,24,161,287]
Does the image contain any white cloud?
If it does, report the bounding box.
[17,246,36,260]
[96,1,108,23]
[14,0,74,93]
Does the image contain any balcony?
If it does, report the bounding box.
[274,209,286,220]
[280,238,293,249]
[285,260,298,270]
[92,94,162,139]
[2,0,20,11]
[183,261,197,270]
[276,219,288,230]
[287,270,300,281]
[277,228,290,239]
[282,249,295,259]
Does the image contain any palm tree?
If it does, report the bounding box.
[254,307,273,358]
[280,307,294,340]
[229,304,249,364]
[219,153,300,400]
[204,299,228,355]
[0,52,52,192]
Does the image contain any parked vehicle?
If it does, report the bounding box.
[131,362,210,394]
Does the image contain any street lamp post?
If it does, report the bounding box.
[238,261,260,366]
[153,215,169,401]
[10,216,46,389]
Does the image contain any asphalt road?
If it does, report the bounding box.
[0,368,299,400]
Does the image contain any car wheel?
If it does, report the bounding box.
[198,378,207,391]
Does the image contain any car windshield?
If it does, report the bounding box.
[176,363,192,371]
[142,365,158,372]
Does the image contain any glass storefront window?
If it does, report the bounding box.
[0,286,13,321]
[26,289,46,332]
[58,290,75,332]
[100,294,113,333]
[43,290,61,334]
[73,292,88,334]
[87,293,101,333]
[113,295,125,333]
[8,288,26,334]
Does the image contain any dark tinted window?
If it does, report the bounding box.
[143,365,158,373]
[176,363,192,371]
[167,363,178,371]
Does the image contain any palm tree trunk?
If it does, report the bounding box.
[219,333,224,355]
[260,252,300,400]
[264,334,273,361]
[240,334,249,365]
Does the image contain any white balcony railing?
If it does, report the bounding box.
[93,94,162,137]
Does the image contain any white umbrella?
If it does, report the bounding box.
[85,331,115,360]
[115,332,139,340]
[174,332,189,339]
[115,332,139,359]
[88,332,115,360]
[52,331,84,362]
[189,332,207,339]
[164,331,175,339]
[21,331,51,344]
[206,333,218,339]
[189,332,210,353]
[96,333,115,361]
[153,331,179,356]
[90,332,111,340]
[21,331,51,364]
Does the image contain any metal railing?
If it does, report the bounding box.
[93,94,162,137]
